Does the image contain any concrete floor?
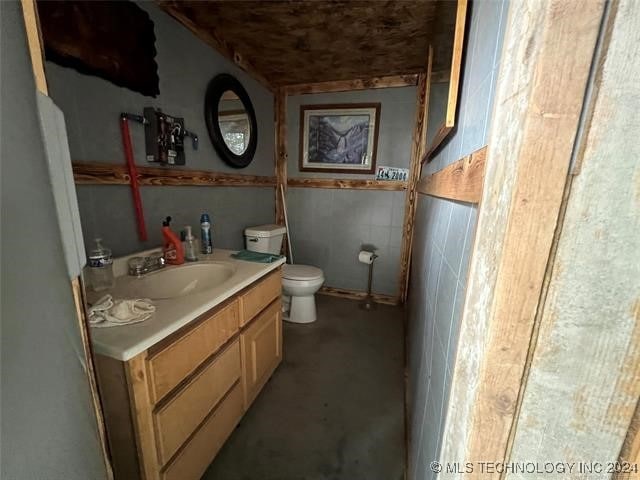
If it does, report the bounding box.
[203,295,406,480]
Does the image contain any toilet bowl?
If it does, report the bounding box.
[244,224,324,324]
[281,264,324,324]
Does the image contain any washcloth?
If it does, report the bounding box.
[231,249,284,263]
[89,295,155,328]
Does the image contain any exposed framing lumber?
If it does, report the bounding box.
[287,177,407,191]
[424,0,467,162]
[275,88,288,225]
[438,0,606,471]
[157,2,274,92]
[430,68,450,84]
[282,74,419,96]
[21,0,48,94]
[318,286,398,307]
[417,145,486,203]
[397,47,432,304]
[72,162,277,187]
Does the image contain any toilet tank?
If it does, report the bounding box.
[244,224,286,255]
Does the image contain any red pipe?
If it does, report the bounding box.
[120,116,147,241]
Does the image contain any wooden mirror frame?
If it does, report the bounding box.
[423,0,468,162]
[205,73,258,169]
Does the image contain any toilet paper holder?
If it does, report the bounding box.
[359,249,378,310]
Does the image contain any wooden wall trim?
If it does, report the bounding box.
[21,0,48,94]
[397,47,432,304]
[275,89,288,225]
[318,286,399,306]
[287,177,407,191]
[157,3,274,92]
[282,74,419,96]
[417,145,487,203]
[439,0,605,471]
[72,162,277,187]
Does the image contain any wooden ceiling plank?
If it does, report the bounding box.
[283,74,419,96]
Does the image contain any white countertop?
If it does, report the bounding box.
[89,249,285,361]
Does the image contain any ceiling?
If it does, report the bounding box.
[158,0,457,88]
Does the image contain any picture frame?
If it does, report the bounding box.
[299,103,381,174]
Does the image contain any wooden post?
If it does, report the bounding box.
[438,0,606,473]
[397,46,432,304]
[274,88,287,226]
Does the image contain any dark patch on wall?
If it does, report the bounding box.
[38,0,160,97]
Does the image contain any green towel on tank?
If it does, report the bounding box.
[231,249,284,263]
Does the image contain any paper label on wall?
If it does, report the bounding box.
[375,166,409,181]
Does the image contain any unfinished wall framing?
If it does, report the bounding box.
[438,0,610,474]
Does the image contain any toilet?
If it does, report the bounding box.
[244,224,324,324]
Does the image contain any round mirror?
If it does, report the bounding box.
[204,74,258,168]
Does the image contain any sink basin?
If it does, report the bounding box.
[113,262,236,300]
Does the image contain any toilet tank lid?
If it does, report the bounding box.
[244,224,287,238]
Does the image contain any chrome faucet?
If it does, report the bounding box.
[128,251,166,277]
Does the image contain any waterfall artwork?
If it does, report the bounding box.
[299,103,380,173]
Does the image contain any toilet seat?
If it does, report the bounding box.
[282,264,323,281]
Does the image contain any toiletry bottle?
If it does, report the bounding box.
[162,216,185,265]
[184,225,198,262]
[88,238,115,291]
[200,213,213,254]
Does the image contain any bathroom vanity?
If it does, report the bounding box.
[90,250,285,480]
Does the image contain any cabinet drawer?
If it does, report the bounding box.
[238,270,281,327]
[161,382,243,480]
[153,340,241,465]
[241,299,282,408]
[148,300,239,403]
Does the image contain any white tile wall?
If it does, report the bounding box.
[407,1,509,478]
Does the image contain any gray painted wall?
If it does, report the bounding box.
[46,2,275,256]
[1,2,107,479]
[286,88,416,296]
[407,1,508,478]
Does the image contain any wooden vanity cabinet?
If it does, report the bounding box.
[95,269,282,480]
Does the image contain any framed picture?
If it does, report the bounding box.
[299,103,381,173]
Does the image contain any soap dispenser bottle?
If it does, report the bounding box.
[162,216,184,265]
[184,225,198,262]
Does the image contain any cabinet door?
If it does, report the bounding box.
[240,299,282,408]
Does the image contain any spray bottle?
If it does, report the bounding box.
[200,213,213,254]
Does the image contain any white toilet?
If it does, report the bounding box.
[244,224,324,324]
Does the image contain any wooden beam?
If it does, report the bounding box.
[275,89,287,225]
[430,68,450,84]
[72,162,277,187]
[318,286,399,306]
[21,0,48,94]
[287,177,407,191]
[282,74,419,96]
[417,146,487,203]
[445,0,467,127]
[439,0,606,471]
[157,2,274,92]
[397,47,432,304]
[423,124,453,161]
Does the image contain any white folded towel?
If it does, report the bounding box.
[89,295,155,328]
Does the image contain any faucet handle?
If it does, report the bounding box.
[128,257,146,276]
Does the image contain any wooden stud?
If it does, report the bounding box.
[423,124,453,161]
[287,177,407,191]
[424,0,468,161]
[274,89,287,225]
[20,0,48,94]
[445,0,467,127]
[318,286,399,306]
[417,145,487,203]
[72,162,277,187]
[283,74,419,96]
[397,46,433,304]
[439,0,606,469]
